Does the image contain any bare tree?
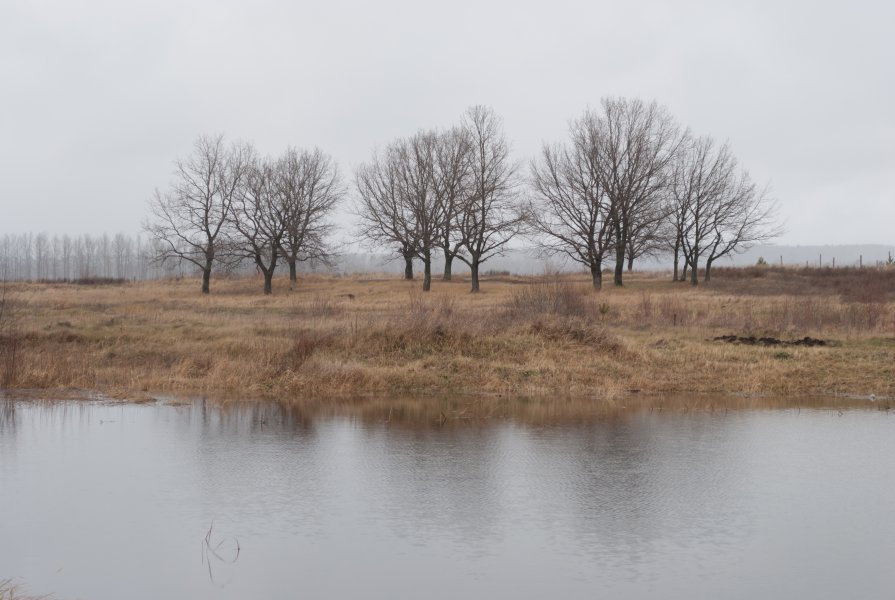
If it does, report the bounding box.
[672,136,780,284]
[431,126,472,281]
[671,136,732,285]
[528,114,614,289]
[276,148,343,287]
[51,235,63,279]
[702,179,780,282]
[15,233,33,280]
[666,165,691,282]
[455,106,522,293]
[61,234,73,280]
[355,145,419,281]
[591,98,684,286]
[78,235,96,278]
[34,233,49,280]
[145,135,249,294]
[113,232,133,279]
[356,133,443,291]
[623,203,667,272]
[230,152,288,294]
[395,132,441,291]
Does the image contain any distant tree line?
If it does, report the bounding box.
[2,97,782,292]
[0,230,332,283]
[0,232,160,281]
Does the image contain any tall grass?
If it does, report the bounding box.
[0,285,23,387]
[506,277,594,318]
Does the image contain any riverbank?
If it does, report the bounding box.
[1,267,893,403]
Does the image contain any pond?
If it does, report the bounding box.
[1,398,894,599]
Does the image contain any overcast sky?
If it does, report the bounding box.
[1,0,892,245]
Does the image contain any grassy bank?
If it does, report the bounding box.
[1,267,894,402]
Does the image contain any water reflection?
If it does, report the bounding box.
[1,397,894,600]
[203,392,881,427]
[0,398,15,433]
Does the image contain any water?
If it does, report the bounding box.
[2,399,894,599]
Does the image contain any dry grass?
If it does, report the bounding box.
[1,267,893,402]
[0,285,24,387]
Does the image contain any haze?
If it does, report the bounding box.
[1,0,892,245]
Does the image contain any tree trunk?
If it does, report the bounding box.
[590,263,602,290]
[681,260,689,282]
[422,255,432,291]
[470,260,480,293]
[263,270,273,295]
[201,264,211,294]
[288,259,297,283]
[691,258,699,286]
[705,258,714,282]
[672,239,680,281]
[627,255,634,272]
[614,243,625,286]
[442,253,453,281]
[403,255,414,280]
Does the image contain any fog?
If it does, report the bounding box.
[1,0,892,245]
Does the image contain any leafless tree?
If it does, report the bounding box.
[77,235,96,278]
[590,98,684,286]
[276,148,343,287]
[113,232,133,279]
[624,202,668,272]
[395,132,441,290]
[528,114,614,289]
[230,151,288,294]
[666,167,691,282]
[50,235,63,279]
[455,106,522,293]
[356,133,444,291]
[355,144,419,281]
[703,181,780,282]
[34,233,49,280]
[431,127,472,281]
[98,233,112,277]
[145,134,249,293]
[672,136,780,284]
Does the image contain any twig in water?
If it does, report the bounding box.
[201,520,241,587]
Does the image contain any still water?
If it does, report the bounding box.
[2,399,894,599]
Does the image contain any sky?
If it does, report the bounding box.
[1,0,892,245]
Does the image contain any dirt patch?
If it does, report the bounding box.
[713,335,828,347]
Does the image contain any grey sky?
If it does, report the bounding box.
[1,0,892,245]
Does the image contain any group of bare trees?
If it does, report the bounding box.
[356,106,523,293]
[146,135,342,294]
[354,99,777,294]
[528,98,779,288]
[668,136,780,284]
[136,98,780,294]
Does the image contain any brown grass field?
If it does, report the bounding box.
[1,266,894,406]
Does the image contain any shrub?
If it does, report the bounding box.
[506,279,593,319]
